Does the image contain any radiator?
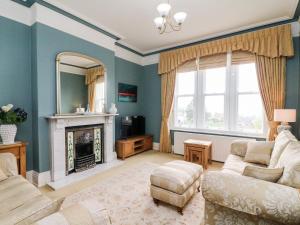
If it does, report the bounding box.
[173,131,255,162]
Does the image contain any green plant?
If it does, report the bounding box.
[0,104,27,125]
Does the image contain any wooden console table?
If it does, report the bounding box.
[0,142,27,177]
[117,135,153,160]
[184,139,212,169]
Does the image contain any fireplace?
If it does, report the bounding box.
[65,124,104,175]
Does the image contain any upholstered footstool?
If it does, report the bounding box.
[150,160,203,214]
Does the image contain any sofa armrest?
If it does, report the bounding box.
[230,140,249,157]
[202,171,300,225]
[33,199,112,225]
[0,153,18,176]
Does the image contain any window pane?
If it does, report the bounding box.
[177,72,195,95]
[204,95,224,129]
[237,94,263,133]
[175,96,195,128]
[204,67,226,94]
[237,63,259,92]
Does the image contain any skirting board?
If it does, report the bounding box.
[152,142,175,153]
[26,170,51,187]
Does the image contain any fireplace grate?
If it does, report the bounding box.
[75,154,96,172]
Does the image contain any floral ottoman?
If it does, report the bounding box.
[150,160,203,214]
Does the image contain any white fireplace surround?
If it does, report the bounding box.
[47,114,117,184]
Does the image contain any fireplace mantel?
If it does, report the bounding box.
[46,113,118,120]
[46,113,118,184]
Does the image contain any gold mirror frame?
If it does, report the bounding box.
[56,52,106,115]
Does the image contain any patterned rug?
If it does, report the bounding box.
[63,162,204,225]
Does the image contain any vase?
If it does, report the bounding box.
[0,124,17,144]
[109,103,117,114]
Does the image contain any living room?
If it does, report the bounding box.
[0,0,300,224]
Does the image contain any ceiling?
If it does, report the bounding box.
[45,0,299,54]
[61,55,99,68]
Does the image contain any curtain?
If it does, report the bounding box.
[86,66,105,112]
[159,24,293,75]
[231,51,255,65]
[198,53,227,70]
[160,70,176,153]
[255,55,286,140]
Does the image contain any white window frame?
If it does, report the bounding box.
[172,53,267,138]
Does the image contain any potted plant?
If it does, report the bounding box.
[0,104,27,144]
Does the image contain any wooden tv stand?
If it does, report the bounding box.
[116,135,153,160]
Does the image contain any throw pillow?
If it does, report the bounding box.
[0,169,8,181]
[269,130,297,168]
[243,165,283,182]
[244,141,274,165]
[276,141,300,188]
[230,140,249,157]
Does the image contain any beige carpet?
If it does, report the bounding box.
[62,162,204,225]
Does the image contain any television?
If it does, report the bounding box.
[121,116,145,139]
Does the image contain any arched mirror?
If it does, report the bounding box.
[56,52,106,115]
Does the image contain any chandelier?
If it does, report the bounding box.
[153,1,187,34]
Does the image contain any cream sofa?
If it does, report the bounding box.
[202,130,300,225]
[0,153,112,225]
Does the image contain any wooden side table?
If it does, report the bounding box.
[184,139,212,169]
[0,142,27,177]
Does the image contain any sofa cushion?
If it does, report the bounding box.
[150,160,202,195]
[0,175,63,225]
[276,141,300,188]
[0,153,18,176]
[0,169,7,181]
[243,165,283,182]
[244,141,274,165]
[269,130,297,168]
[222,154,266,174]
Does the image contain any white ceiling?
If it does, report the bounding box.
[61,55,99,68]
[45,0,298,54]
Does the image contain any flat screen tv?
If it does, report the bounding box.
[121,116,145,139]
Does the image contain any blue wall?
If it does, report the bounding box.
[0,16,33,170]
[115,57,144,140]
[32,22,116,172]
[60,72,88,113]
[143,64,161,142]
[1,15,300,173]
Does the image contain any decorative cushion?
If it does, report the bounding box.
[0,153,18,176]
[244,141,274,165]
[230,140,249,157]
[242,165,283,182]
[0,169,8,181]
[150,160,202,195]
[33,199,111,225]
[269,130,297,168]
[276,141,300,188]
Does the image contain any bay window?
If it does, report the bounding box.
[172,51,266,136]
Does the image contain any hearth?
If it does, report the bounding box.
[65,124,104,175]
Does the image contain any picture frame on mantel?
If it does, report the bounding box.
[118,83,137,102]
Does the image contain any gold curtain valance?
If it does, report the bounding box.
[158,24,294,74]
[85,66,105,85]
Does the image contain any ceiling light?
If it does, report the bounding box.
[157,3,171,17]
[174,12,187,25]
[154,1,187,34]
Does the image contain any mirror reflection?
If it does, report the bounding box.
[57,53,105,114]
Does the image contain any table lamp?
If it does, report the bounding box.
[274,109,296,133]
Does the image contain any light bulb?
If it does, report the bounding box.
[157,3,171,17]
[154,17,164,29]
[174,12,187,25]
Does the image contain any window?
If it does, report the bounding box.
[173,52,266,136]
